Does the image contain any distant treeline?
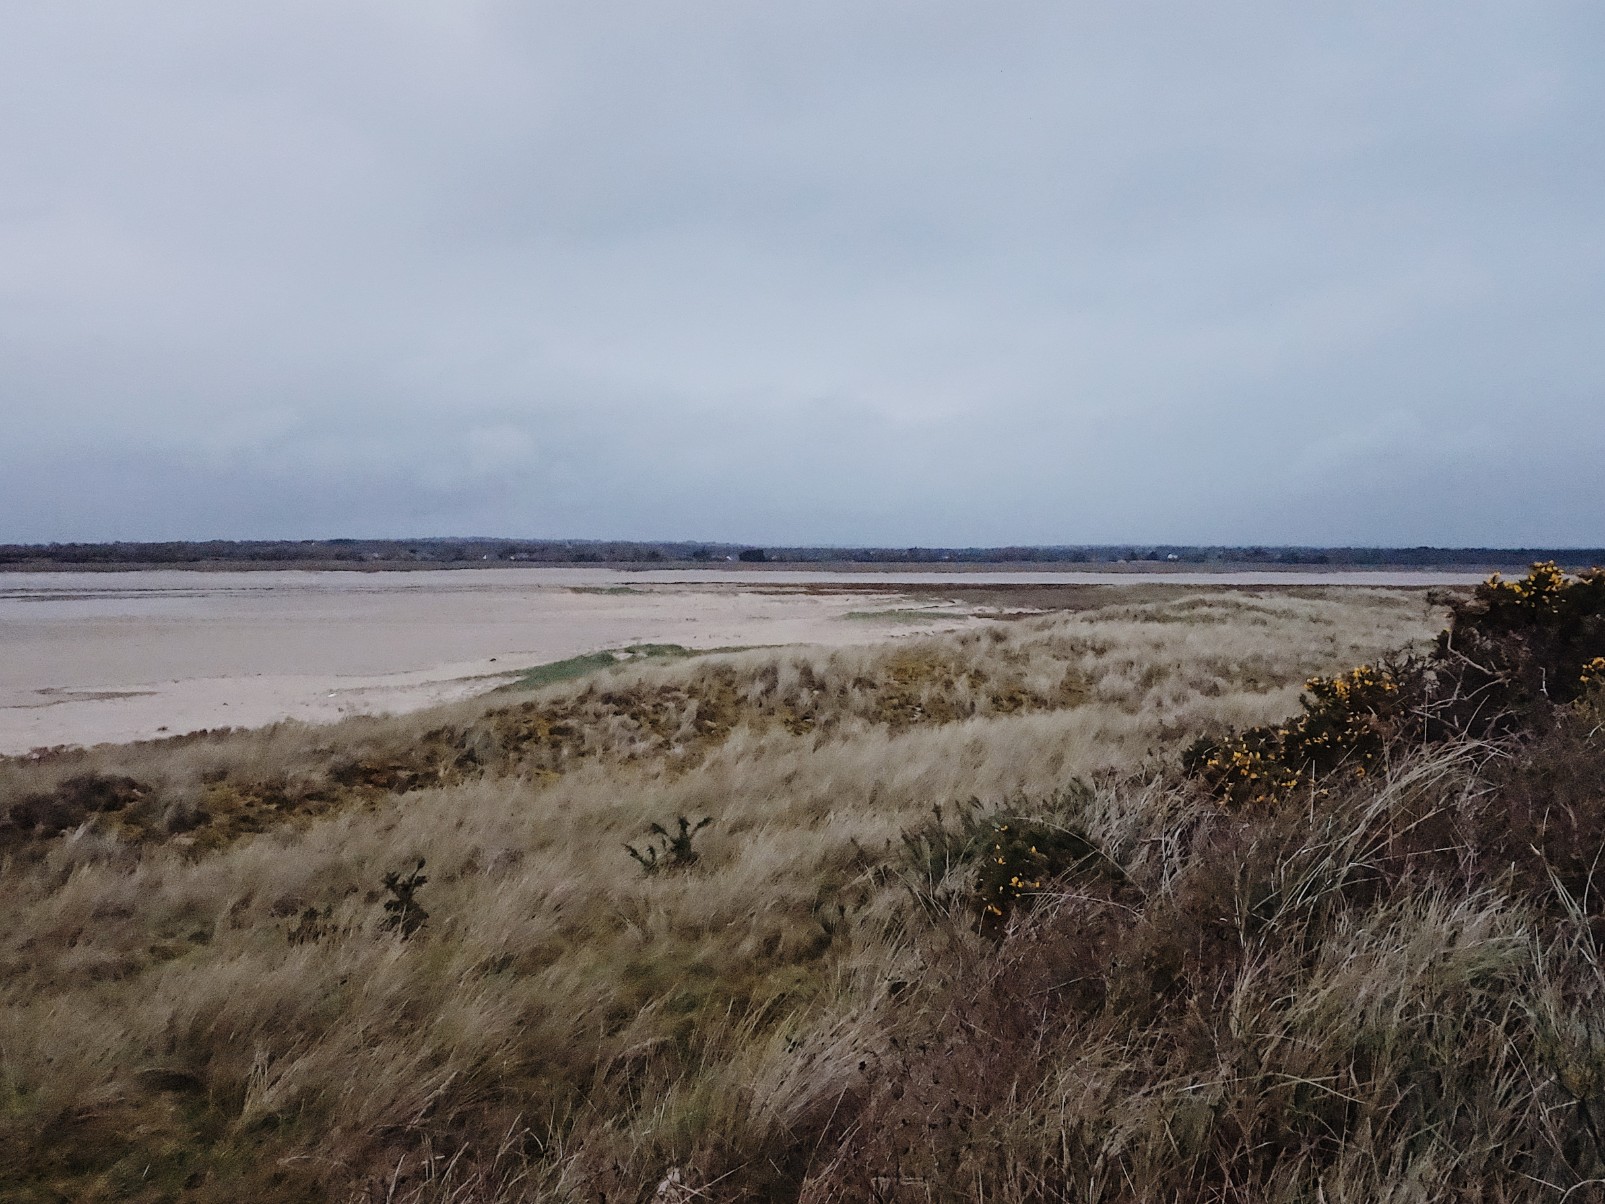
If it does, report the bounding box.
[2,539,1602,570]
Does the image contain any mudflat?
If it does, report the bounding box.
[0,566,1484,753]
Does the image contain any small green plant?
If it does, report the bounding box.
[379,858,429,937]
[625,815,713,875]
[898,800,996,899]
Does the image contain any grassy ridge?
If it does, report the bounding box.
[23,587,1605,1200]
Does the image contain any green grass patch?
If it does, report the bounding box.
[841,608,961,624]
[568,585,648,595]
[501,643,700,691]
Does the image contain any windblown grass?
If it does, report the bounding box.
[17,586,1590,1201]
[0,588,1435,857]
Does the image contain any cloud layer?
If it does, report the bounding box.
[4,2,1603,544]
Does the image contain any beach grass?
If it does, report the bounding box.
[10,584,1603,1200]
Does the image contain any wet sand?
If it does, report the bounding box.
[0,566,1485,753]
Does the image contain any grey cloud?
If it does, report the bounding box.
[2,2,1602,544]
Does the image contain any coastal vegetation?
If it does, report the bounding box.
[2,576,1603,1201]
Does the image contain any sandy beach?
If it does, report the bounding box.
[0,566,1486,754]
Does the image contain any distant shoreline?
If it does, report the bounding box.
[4,538,1601,576]
[0,565,1501,604]
[0,557,1563,576]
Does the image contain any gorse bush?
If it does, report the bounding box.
[1187,562,1605,806]
[1423,560,1605,723]
[1183,663,1405,806]
[973,816,1107,930]
[899,793,1120,931]
[1437,560,1605,721]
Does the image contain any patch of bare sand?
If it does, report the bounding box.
[0,571,980,752]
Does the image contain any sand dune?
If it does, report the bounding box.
[0,566,1485,753]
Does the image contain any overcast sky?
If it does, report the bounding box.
[3,3,1603,546]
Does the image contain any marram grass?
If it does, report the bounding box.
[6,584,1604,1201]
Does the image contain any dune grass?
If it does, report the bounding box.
[13,585,1603,1200]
